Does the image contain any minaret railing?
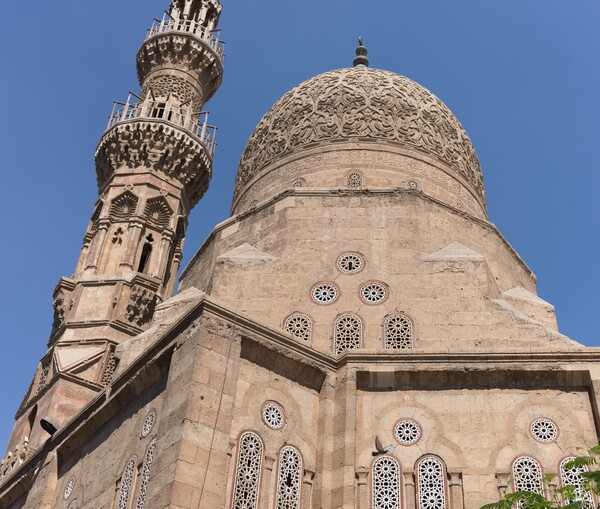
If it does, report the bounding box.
[106,93,217,157]
[146,12,225,60]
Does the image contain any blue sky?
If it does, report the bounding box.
[0,0,598,449]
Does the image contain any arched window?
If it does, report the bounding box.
[347,172,363,189]
[559,456,594,507]
[384,315,413,350]
[284,313,313,341]
[416,455,447,509]
[231,432,264,509]
[333,314,363,354]
[512,456,543,502]
[135,437,157,509]
[371,456,401,509]
[118,456,138,509]
[274,446,303,509]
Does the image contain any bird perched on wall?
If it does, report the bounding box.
[373,435,392,456]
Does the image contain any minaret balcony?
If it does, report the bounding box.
[137,13,225,103]
[105,93,217,157]
[95,93,217,208]
[145,13,225,62]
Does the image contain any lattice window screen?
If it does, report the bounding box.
[231,432,264,509]
[274,446,303,509]
[416,456,447,509]
[118,456,138,509]
[560,457,594,508]
[135,437,157,509]
[334,314,363,354]
[384,315,413,349]
[372,456,401,509]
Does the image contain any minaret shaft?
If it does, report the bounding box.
[5,0,223,455]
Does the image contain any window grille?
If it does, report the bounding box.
[371,456,401,509]
[513,456,543,507]
[347,172,363,189]
[394,420,421,445]
[231,432,264,509]
[360,282,388,304]
[559,457,594,508]
[284,314,312,341]
[333,314,363,354]
[262,402,286,430]
[274,446,303,509]
[416,456,447,509]
[118,456,138,509]
[384,315,413,349]
[337,252,364,274]
[135,438,157,509]
[530,418,558,443]
[311,283,339,305]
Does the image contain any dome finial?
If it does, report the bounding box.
[353,36,369,68]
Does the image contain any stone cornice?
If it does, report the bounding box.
[95,120,212,209]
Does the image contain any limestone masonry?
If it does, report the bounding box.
[1,1,599,509]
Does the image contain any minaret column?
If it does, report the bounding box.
[120,221,145,270]
[85,219,110,271]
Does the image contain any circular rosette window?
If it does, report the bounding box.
[336,252,365,274]
[394,419,422,445]
[311,282,339,305]
[359,281,388,304]
[530,418,558,443]
[262,401,286,430]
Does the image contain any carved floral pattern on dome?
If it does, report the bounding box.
[235,68,484,203]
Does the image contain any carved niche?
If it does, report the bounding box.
[125,286,157,327]
[234,68,485,204]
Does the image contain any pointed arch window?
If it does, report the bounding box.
[333,314,363,354]
[231,432,264,509]
[512,456,543,506]
[416,455,447,509]
[274,446,303,509]
[559,456,594,507]
[371,456,401,509]
[118,456,138,509]
[384,314,413,349]
[135,437,157,509]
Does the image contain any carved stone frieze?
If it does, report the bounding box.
[234,68,484,204]
[0,438,29,480]
[95,121,212,208]
[137,33,223,103]
[51,293,66,334]
[125,285,157,327]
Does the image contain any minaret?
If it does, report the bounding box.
[6,0,224,453]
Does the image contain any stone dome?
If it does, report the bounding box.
[233,67,485,211]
